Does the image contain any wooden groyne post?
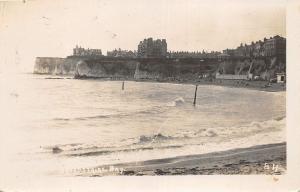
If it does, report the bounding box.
[122,81,125,90]
[193,84,198,106]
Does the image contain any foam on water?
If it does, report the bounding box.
[166,97,185,107]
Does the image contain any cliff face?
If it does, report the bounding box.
[74,58,219,80]
[34,56,285,80]
[217,57,286,80]
[34,57,80,75]
[75,59,137,78]
[134,58,219,80]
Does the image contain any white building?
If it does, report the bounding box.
[276,73,286,83]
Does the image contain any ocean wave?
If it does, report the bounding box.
[52,106,166,122]
[66,144,183,157]
[46,116,285,157]
[137,133,175,143]
[166,97,185,107]
[195,129,218,137]
[248,116,285,130]
[193,116,285,138]
[45,133,184,157]
[53,115,110,121]
[52,96,190,122]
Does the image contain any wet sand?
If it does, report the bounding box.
[74,142,286,176]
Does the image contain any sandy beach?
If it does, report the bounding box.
[71,75,286,92]
[72,142,286,176]
[136,78,286,92]
[40,72,286,92]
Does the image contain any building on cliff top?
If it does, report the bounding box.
[107,48,137,58]
[168,50,221,59]
[137,38,167,58]
[73,45,103,57]
[225,35,286,59]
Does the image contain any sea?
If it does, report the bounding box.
[0,73,285,185]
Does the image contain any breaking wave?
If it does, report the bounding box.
[193,116,285,138]
[45,133,184,157]
[194,129,218,137]
[46,116,285,158]
[53,97,189,123]
[53,106,166,121]
[166,97,185,107]
[67,144,183,157]
[137,133,176,143]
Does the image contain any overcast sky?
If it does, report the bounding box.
[0,0,285,72]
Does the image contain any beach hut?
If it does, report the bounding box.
[276,73,286,83]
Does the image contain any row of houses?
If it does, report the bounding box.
[107,48,137,58]
[222,35,286,58]
[73,45,103,57]
[169,50,222,59]
[71,35,286,60]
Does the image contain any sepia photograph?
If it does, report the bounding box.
[0,0,299,191]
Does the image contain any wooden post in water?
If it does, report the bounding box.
[193,84,198,106]
[122,81,125,90]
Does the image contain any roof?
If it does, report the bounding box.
[218,53,230,57]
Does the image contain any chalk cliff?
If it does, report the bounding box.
[74,58,137,79]
[217,57,285,80]
[74,58,220,80]
[34,57,80,75]
[34,56,285,81]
